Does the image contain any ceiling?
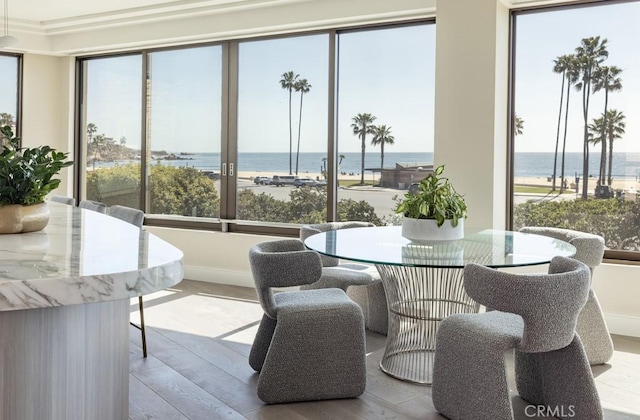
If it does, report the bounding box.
[7,0,583,24]
[9,0,254,22]
[1,0,586,55]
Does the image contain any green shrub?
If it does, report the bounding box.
[514,198,640,250]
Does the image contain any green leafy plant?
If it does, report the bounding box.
[395,164,467,227]
[0,125,73,206]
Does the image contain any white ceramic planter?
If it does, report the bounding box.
[401,216,464,242]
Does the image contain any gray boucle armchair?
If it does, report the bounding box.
[248,239,366,404]
[520,226,613,365]
[432,256,602,420]
[300,222,388,335]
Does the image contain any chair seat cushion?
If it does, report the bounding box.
[441,310,524,350]
[321,263,380,285]
[274,288,358,315]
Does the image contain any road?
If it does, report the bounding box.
[234,178,577,220]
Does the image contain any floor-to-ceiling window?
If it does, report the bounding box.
[0,53,20,134]
[80,54,143,209]
[147,46,222,219]
[77,21,435,233]
[336,24,436,225]
[512,1,640,259]
[236,34,329,224]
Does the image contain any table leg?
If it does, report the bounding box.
[375,265,479,384]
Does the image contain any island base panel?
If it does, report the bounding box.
[0,300,129,420]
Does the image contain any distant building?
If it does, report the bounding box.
[373,162,434,189]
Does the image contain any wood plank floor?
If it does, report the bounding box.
[129,280,640,420]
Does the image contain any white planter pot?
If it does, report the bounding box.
[401,216,464,242]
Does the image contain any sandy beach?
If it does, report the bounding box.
[239,171,638,192]
[237,170,368,183]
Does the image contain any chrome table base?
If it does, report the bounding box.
[376,265,480,384]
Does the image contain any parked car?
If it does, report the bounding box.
[293,177,315,187]
[272,175,297,186]
[202,170,220,180]
[594,185,614,199]
[254,176,271,185]
[294,177,327,188]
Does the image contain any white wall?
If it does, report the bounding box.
[21,54,75,196]
[16,0,640,338]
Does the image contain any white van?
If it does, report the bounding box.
[271,175,297,186]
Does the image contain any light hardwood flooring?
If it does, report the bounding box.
[129,280,640,420]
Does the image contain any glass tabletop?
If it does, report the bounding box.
[303,226,576,268]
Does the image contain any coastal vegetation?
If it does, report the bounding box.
[514,198,640,251]
[87,163,383,224]
[280,71,312,176]
[351,113,396,185]
[545,35,627,198]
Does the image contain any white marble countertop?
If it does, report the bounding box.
[0,203,184,311]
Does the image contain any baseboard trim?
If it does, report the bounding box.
[605,313,640,338]
[184,265,253,288]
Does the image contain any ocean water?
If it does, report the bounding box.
[92,151,640,180]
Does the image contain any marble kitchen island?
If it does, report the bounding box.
[0,202,184,420]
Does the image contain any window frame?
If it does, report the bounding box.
[74,19,436,237]
[509,0,640,262]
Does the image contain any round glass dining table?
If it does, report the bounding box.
[304,226,576,384]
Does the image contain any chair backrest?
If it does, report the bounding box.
[109,205,144,228]
[463,256,590,353]
[299,222,374,267]
[79,199,107,214]
[50,195,75,206]
[519,227,604,274]
[249,239,323,318]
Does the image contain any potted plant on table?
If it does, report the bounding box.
[0,125,73,234]
[395,164,467,242]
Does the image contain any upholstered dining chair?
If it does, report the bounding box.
[49,195,75,206]
[432,256,602,420]
[108,204,147,357]
[520,226,613,365]
[248,239,366,404]
[79,199,107,213]
[300,222,388,335]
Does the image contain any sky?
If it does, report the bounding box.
[515,1,640,153]
[83,23,435,154]
[9,2,639,156]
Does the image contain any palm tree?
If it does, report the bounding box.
[550,55,573,191]
[514,114,524,136]
[604,109,626,186]
[120,136,127,146]
[371,124,395,170]
[559,55,580,193]
[280,71,299,175]
[87,123,97,147]
[593,65,622,185]
[351,113,376,185]
[293,78,311,175]
[92,133,106,170]
[0,112,14,127]
[575,36,609,199]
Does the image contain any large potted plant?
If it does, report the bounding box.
[0,125,73,234]
[395,164,467,242]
